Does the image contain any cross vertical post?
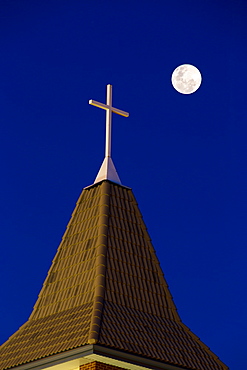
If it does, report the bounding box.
[105,84,112,158]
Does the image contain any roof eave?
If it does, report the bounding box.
[7,345,192,370]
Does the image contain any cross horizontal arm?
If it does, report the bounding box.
[89,99,129,117]
[89,99,108,110]
[113,107,129,117]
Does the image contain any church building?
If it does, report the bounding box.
[0,85,228,370]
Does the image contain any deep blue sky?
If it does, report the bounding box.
[1,1,246,369]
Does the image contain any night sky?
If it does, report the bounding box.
[1,1,247,369]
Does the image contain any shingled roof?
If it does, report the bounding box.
[0,180,228,370]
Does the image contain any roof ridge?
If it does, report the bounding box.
[88,181,111,344]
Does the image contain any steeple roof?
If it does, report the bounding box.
[0,180,227,370]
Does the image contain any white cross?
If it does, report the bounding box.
[89,84,129,158]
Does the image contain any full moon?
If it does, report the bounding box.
[171,64,202,94]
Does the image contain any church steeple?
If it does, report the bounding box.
[0,86,228,370]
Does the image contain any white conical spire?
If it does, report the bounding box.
[89,84,129,184]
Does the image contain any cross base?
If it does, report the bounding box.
[94,156,121,184]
